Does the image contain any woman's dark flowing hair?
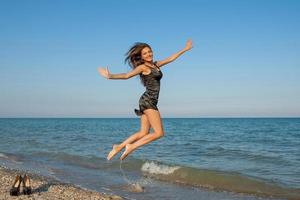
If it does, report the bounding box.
[125,42,152,86]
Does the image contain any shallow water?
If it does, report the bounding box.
[0,118,299,199]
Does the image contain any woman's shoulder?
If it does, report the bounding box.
[137,64,152,76]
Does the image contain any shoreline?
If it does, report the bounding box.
[0,166,123,200]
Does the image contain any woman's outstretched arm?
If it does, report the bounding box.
[156,39,192,67]
[98,65,145,80]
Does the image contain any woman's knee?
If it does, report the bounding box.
[154,130,164,138]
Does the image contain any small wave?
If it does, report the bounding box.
[141,161,180,175]
[0,153,9,159]
[0,152,23,164]
[32,152,109,170]
[140,161,300,200]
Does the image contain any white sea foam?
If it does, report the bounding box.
[141,161,180,175]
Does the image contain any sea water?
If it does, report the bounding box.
[0,118,299,200]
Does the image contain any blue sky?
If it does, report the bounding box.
[0,0,299,117]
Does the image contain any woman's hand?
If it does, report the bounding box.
[97,67,110,79]
[184,39,193,51]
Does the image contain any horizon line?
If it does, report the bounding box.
[1,116,299,119]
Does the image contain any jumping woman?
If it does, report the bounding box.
[98,39,192,160]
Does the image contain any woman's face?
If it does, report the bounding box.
[141,47,153,62]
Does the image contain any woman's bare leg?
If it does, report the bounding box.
[120,109,164,160]
[107,114,150,160]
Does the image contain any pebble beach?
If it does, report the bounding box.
[0,166,123,200]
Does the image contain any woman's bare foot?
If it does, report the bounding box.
[120,144,134,160]
[107,144,122,160]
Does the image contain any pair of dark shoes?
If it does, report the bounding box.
[10,174,32,196]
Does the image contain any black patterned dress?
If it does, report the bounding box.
[134,65,163,116]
